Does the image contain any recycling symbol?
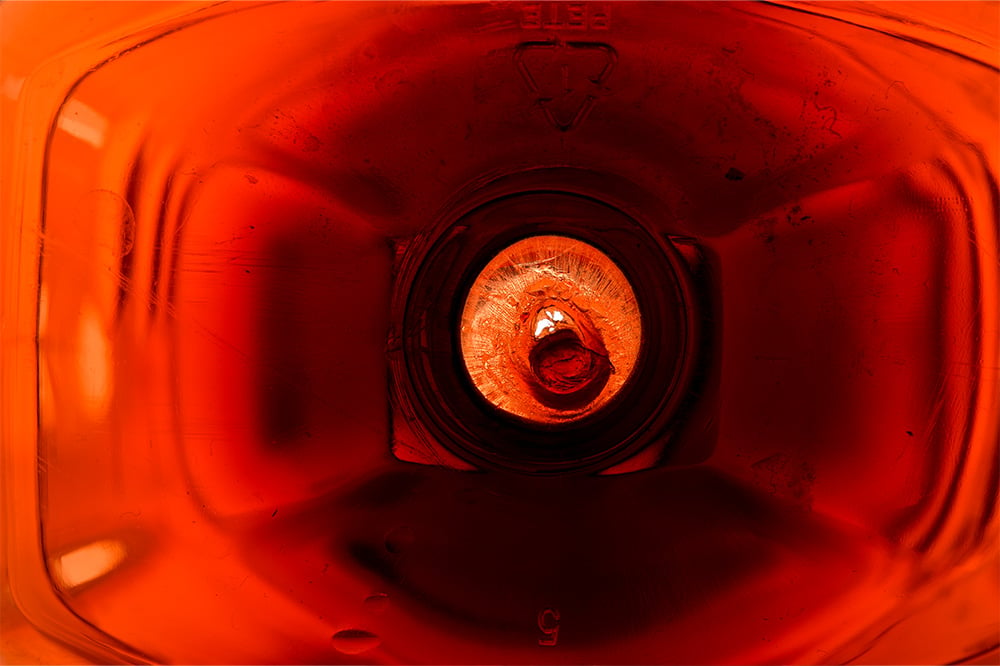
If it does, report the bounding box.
[514,40,618,132]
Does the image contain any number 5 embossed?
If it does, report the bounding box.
[537,608,561,647]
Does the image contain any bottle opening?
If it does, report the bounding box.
[459,235,641,425]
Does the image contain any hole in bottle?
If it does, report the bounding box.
[460,235,641,424]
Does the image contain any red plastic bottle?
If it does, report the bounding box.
[1,2,997,664]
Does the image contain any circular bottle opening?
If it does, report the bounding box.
[391,189,695,473]
[459,235,642,424]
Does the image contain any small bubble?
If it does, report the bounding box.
[455,487,481,505]
[384,525,414,554]
[331,629,380,655]
[364,592,389,613]
[78,190,135,257]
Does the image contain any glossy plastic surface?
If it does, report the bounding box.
[2,2,998,664]
[460,235,641,424]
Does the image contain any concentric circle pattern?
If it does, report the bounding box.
[460,235,641,424]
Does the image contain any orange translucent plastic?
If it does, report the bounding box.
[2,2,998,665]
[460,235,641,423]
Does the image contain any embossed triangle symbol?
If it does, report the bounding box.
[515,41,618,132]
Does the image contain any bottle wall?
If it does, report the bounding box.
[2,2,997,664]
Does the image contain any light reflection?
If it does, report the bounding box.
[52,539,127,589]
[533,308,569,338]
[78,306,112,417]
[57,99,108,148]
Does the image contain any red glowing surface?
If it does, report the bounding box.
[1,2,997,665]
[460,235,641,423]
